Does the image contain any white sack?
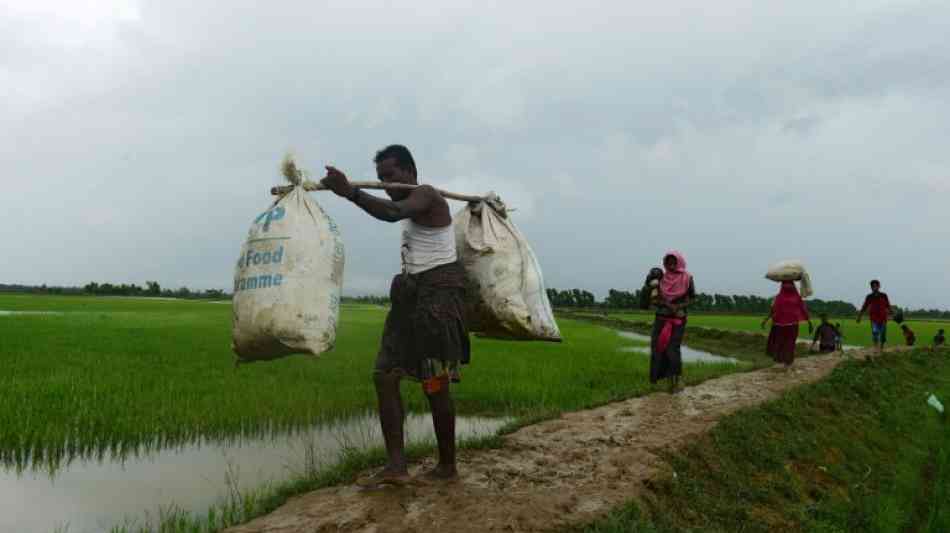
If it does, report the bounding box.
[455,195,561,341]
[232,186,345,362]
[765,259,813,298]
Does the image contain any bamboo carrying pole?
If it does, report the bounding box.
[271,180,486,203]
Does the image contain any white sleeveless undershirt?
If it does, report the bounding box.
[401,219,457,274]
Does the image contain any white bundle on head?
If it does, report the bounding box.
[765,259,813,298]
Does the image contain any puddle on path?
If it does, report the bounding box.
[617,331,740,364]
[0,310,63,316]
[0,413,509,533]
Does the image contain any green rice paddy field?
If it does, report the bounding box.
[0,294,756,470]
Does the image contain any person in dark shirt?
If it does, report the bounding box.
[935,329,946,350]
[856,279,894,359]
[812,314,838,353]
[900,324,916,347]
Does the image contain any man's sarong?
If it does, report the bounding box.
[375,262,469,382]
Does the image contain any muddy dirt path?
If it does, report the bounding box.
[226,349,883,533]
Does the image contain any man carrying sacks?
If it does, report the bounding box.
[321,144,468,485]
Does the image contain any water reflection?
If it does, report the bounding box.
[0,413,509,533]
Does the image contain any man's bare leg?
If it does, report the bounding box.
[366,371,409,483]
[423,378,457,480]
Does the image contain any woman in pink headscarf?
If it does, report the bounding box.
[762,281,814,369]
[641,251,695,393]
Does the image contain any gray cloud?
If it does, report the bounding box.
[2,0,949,308]
[782,115,822,136]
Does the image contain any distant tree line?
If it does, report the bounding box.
[4,281,948,319]
[548,287,950,319]
[545,288,597,308]
[0,282,228,300]
[342,295,390,305]
[905,308,950,320]
[0,283,85,295]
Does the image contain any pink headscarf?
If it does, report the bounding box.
[771,280,809,325]
[659,250,691,302]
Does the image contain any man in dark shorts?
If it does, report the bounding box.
[856,279,894,360]
[811,314,838,353]
[321,145,468,485]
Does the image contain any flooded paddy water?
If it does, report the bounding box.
[616,330,741,364]
[0,413,508,533]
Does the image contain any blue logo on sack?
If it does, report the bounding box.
[254,206,285,232]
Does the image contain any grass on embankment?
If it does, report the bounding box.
[579,348,950,533]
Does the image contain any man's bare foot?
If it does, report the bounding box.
[355,466,411,487]
[418,464,458,482]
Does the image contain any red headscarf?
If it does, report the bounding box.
[771,281,809,325]
[660,251,691,303]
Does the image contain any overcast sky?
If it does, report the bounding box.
[3,0,948,308]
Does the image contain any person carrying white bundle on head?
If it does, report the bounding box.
[762,260,814,370]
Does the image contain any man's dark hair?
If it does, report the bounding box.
[870,279,881,287]
[374,144,416,174]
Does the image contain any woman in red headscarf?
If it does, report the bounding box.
[762,281,814,368]
[641,251,696,393]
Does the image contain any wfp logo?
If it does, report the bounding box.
[254,206,286,232]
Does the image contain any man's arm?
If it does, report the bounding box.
[321,166,435,223]
[352,187,436,223]
[856,296,869,322]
